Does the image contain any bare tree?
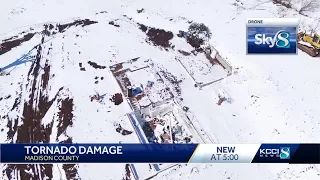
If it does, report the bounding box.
[310,19,320,34]
[277,6,288,17]
[272,0,292,8]
[298,0,320,15]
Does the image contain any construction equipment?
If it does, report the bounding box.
[297,32,320,57]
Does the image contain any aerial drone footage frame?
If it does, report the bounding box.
[0,0,320,179]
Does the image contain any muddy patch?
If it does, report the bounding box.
[0,33,35,55]
[56,98,74,138]
[4,38,63,180]
[2,18,97,180]
[137,23,174,49]
[88,61,106,69]
[1,19,97,56]
[4,35,78,180]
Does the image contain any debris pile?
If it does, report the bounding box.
[124,164,131,180]
[88,61,106,69]
[217,95,226,105]
[115,124,133,136]
[110,93,123,105]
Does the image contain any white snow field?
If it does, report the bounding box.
[1,0,320,179]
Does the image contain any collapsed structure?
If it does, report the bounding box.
[110,58,214,179]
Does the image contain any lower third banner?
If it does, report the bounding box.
[1,144,319,163]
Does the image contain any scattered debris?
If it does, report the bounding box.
[109,21,120,27]
[90,92,100,102]
[217,95,226,105]
[62,164,79,180]
[87,61,106,69]
[251,95,259,105]
[137,8,144,13]
[116,124,133,135]
[96,11,108,15]
[182,106,189,112]
[90,92,108,103]
[159,69,182,96]
[80,67,86,71]
[110,93,123,105]
[127,57,140,63]
[124,164,131,180]
[178,49,191,56]
[177,30,188,38]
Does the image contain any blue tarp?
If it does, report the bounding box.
[132,87,143,97]
[99,93,107,100]
[183,31,188,38]
[0,47,36,72]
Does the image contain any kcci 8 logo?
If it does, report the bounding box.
[254,30,290,48]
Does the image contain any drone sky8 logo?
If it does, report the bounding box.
[254,30,290,48]
[247,26,297,54]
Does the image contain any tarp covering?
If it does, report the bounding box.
[132,87,143,97]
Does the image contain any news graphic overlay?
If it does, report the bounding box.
[246,18,298,54]
[188,144,260,163]
[1,144,320,163]
[252,144,320,164]
[0,144,197,163]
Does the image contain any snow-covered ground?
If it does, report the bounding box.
[1,0,320,179]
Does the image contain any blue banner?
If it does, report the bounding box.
[0,144,198,163]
